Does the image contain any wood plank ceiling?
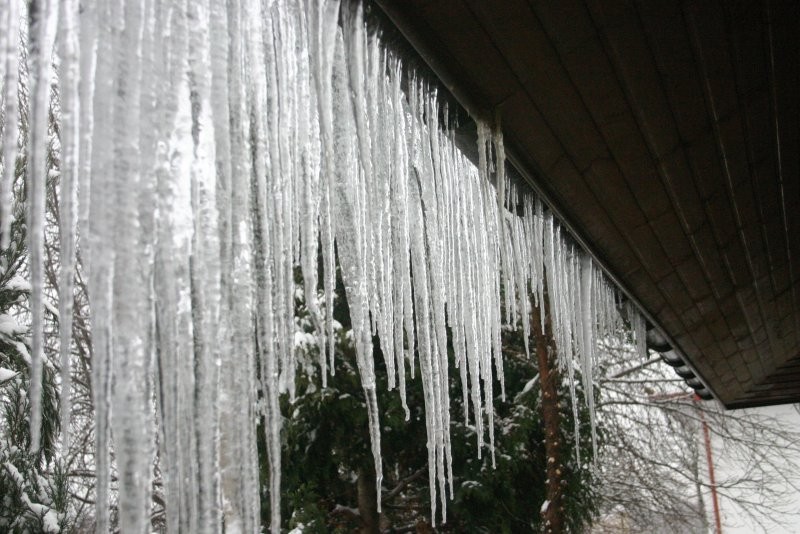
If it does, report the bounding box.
[375,0,799,408]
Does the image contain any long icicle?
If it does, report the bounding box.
[86,0,117,526]
[1,0,21,253]
[26,0,58,454]
[56,0,80,453]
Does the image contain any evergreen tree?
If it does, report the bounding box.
[0,55,85,530]
[0,144,69,533]
[273,272,597,533]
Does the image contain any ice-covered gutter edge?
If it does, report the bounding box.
[372,0,720,405]
[505,144,717,404]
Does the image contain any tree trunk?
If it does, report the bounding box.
[532,294,564,534]
[357,465,380,534]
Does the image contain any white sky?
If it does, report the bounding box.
[709,404,800,534]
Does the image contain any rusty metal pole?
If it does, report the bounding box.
[695,395,723,534]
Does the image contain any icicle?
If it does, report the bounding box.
[214,0,260,530]
[211,0,232,308]
[26,0,58,454]
[0,3,5,104]
[221,0,261,529]
[109,0,159,529]
[307,0,341,377]
[86,0,118,526]
[296,3,327,387]
[1,0,20,253]
[76,0,96,244]
[246,0,281,531]
[332,25,384,513]
[514,205,532,360]
[389,58,411,418]
[56,0,79,454]
[149,0,199,531]
[342,2,377,341]
[369,41,397,391]
[413,92,455,521]
[450,157,470,424]
[493,119,512,334]
[409,163,443,523]
[565,249,580,465]
[461,164,484,454]
[262,0,294,404]
[187,0,222,530]
[580,254,598,458]
[628,301,648,361]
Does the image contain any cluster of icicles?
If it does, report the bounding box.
[1,0,648,531]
